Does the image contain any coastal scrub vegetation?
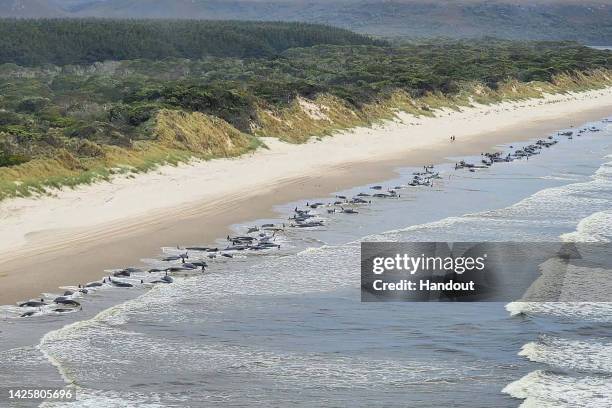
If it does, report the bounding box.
[0,19,611,200]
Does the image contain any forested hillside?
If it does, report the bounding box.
[0,20,610,199]
[0,19,382,65]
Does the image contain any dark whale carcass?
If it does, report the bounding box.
[110,279,133,288]
[19,299,46,308]
[54,297,81,307]
[152,275,174,284]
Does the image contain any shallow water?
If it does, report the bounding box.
[1,119,611,407]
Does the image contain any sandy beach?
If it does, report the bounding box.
[2,87,612,304]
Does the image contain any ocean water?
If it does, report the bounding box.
[1,118,611,408]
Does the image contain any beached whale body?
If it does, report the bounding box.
[162,255,182,261]
[152,275,173,284]
[250,242,281,250]
[166,266,191,272]
[180,263,198,269]
[54,298,81,307]
[224,245,249,251]
[292,220,324,228]
[19,300,45,308]
[341,208,359,214]
[113,270,131,277]
[229,235,255,241]
[183,247,218,253]
[110,280,133,288]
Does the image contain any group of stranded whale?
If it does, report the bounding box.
[14,122,606,317]
[454,127,600,171]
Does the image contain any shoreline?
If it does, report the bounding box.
[2,87,612,304]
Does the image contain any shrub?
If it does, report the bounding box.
[0,151,29,167]
[16,97,50,113]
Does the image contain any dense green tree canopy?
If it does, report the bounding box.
[0,19,383,65]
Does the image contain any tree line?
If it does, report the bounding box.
[0,19,384,66]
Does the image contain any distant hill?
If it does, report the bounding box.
[1,0,612,44]
[0,19,382,65]
[0,0,67,17]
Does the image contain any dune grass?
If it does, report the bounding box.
[255,69,612,143]
[0,110,262,200]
